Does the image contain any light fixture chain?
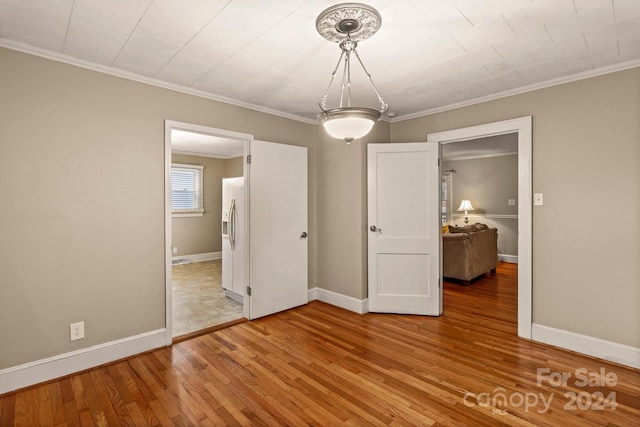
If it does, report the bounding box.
[319,50,345,112]
[353,50,388,114]
[347,49,352,107]
[339,51,349,108]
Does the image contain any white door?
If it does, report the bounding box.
[248,140,308,319]
[367,142,441,315]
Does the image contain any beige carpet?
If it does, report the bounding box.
[172,259,243,337]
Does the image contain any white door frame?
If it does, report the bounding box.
[164,120,253,345]
[427,116,532,339]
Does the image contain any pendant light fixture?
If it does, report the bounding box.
[316,3,388,144]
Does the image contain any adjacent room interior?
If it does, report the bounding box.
[170,129,246,338]
[440,134,520,322]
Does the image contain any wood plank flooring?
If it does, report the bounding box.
[2,262,639,426]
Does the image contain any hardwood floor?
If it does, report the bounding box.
[2,263,639,426]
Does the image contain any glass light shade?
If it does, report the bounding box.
[320,107,380,141]
[457,200,474,211]
[323,117,374,140]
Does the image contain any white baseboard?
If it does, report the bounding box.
[532,324,640,369]
[498,254,518,263]
[308,287,368,314]
[0,329,167,394]
[172,251,221,263]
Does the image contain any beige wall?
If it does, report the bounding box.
[444,156,518,217]
[444,155,519,255]
[316,122,391,299]
[171,154,243,257]
[392,67,640,348]
[225,156,244,177]
[0,47,317,369]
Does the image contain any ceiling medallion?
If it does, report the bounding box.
[316,3,388,144]
[316,3,382,43]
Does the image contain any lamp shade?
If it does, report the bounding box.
[457,200,474,211]
[320,107,380,141]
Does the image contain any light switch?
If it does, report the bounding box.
[508,199,516,206]
[534,193,543,206]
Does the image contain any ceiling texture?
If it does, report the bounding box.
[171,129,244,158]
[1,0,639,124]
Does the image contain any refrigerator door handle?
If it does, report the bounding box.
[229,199,236,250]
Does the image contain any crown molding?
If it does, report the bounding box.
[392,59,640,123]
[2,38,638,127]
[0,39,318,126]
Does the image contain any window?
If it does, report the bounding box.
[441,171,453,225]
[171,163,204,217]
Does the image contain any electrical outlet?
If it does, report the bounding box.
[70,321,85,341]
[172,246,178,254]
[508,199,516,206]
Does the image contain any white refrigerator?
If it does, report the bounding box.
[221,177,245,303]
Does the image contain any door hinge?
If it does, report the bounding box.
[246,286,252,296]
[247,154,252,164]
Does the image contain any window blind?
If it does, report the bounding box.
[441,172,453,225]
[171,164,204,214]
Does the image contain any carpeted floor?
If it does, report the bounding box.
[171,259,243,337]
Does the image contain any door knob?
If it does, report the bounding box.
[369,225,382,232]
[300,232,308,238]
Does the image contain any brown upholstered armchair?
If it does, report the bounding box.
[442,226,498,285]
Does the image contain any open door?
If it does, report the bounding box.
[367,142,441,315]
[247,140,308,319]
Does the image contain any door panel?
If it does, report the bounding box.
[367,142,441,315]
[377,152,431,237]
[377,254,430,295]
[248,140,308,319]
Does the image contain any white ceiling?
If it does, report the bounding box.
[1,0,639,123]
[171,129,244,158]
[442,133,518,161]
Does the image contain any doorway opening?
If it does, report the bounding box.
[440,134,519,331]
[165,120,252,342]
[428,116,532,338]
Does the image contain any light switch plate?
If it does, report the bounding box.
[508,198,516,206]
[534,193,543,206]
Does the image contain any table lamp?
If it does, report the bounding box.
[457,200,474,224]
